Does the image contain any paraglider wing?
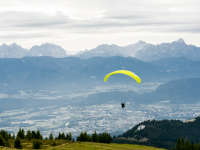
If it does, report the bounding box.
[104,70,141,84]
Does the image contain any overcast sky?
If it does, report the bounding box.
[0,0,199,54]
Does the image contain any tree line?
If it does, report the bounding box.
[0,129,112,149]
[77,131,112,143]
[172,138,200,150]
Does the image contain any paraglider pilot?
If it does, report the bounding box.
[121,102,125,109]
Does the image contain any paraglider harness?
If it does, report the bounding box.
[121,102,125,109]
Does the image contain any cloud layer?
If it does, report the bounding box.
[0,0,199,53]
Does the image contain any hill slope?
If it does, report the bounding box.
[115,117,200,148]
[0,142,165,150]
[133,77,200,104]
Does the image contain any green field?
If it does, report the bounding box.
[0,142,166,150]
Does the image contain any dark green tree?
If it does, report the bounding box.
[26,130,32,140]
[98,132,112,143]
[92,131,98,142]
[173,138,200,150]
[17,128,25,139]
[0,130,9,141]
[0,135,6,146]
[14,138,22,149]
[77,132,91,142]
[36,130,43,139]
[184,139,191,150]
[49,133,54,140]
[176,138,184,150]
[32,131,36,139]
[61,132,65,139]
[66,133,72,141]
[0,131,10,147]
[57,132,66,140]
[32,140,42,149]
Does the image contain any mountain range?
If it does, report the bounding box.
[77,38,200,61]
[0,43,67,58]
[0,56,200,105]
[0,56,157,90]
[1,39,200,61]
[0,56,199,90]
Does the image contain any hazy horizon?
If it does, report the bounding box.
[0,38,199,55]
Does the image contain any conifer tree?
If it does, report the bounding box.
[92,131,98,142]
[66,133,72,141]
[36,130,42,139]
[32,140,42,149]
[26,130,32,140]
[49,133,54,140]
[14,138,22,149]
[0,135,6,146]
[17,128,25,139]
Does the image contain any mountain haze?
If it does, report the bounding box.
[0,43,67,58]
[1,39,200,61]
[0,56,199,105]
[77,39,200,61]
[0,43,27,58]
[28,43,67,57]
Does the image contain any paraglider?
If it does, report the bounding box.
[104,70,141,84]
[104,69,141,109]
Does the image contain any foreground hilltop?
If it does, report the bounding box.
[0,142,165,150]
[115,117,200,148]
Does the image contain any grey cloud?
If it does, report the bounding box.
[0,0,199,51]
[0,33,48,39]
[0,7,199,35]
[65,7,200,34]
[167,25,200,33]
[0,11,69,29]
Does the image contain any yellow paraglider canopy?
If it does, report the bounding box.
[104,70,141,84]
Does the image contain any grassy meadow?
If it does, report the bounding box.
[0,141,166,150]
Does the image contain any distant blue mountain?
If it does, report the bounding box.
[77,39,200,61]
[150,57,200,81]
[0,56,158,91]
[152,77,200,103]
[0,56,199,106]
[0,56,200,91]
[129,77,200,104]
[0,43,67,58]
[1,39,200,62]
[72,77,200,105]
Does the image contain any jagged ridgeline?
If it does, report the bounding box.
[114,117,200,149]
